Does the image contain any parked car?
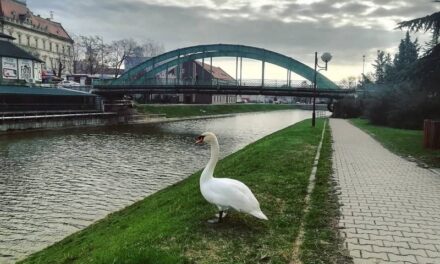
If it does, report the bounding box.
[57,80,81,88]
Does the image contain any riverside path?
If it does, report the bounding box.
[330,119,440,264]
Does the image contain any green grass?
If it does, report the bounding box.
[351,118,440,168]
[300,124,352,264]
[136,104,298,118]
[20,119,341,264]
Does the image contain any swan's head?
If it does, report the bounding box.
[195,132,217,145]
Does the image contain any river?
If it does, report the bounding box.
[0,109,315,263]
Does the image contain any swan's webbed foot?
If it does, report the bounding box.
[207,211,226,224]
[215,211,227,218]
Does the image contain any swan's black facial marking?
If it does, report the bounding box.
[195,135,205,144]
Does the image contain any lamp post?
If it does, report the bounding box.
[312,51,332,127]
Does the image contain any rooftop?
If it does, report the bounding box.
[0,0,72,41]
[195,61,235,81]
[0,38,43,61]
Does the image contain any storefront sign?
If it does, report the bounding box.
[2,57,18,79]
[33,63,42,82]
[18,59,33,80]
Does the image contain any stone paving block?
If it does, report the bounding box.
[358,238,384,246]
[362,251,389,261]
[353,257,381,264]
[416,255,440,264]
[347,242,373,252]
[369,234,394,242]
[408,242,436,251]
[426,250,440,258]
[388,253,417,263]
[399,247,428,257]
[372,245,399,254]
[383,240,409,249]
[350,249,361,258]
[392,235,419,244]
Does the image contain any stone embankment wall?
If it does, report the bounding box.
[0,113,126,132]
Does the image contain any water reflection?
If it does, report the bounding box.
[0,110,313,263]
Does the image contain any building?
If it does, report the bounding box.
[0,32,42,83]
[0,33,96,113]
[0,0,74,76]
[179,61,237,104]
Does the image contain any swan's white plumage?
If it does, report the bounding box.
[198,132,268,220]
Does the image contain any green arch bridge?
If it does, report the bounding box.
[92,44,354,98]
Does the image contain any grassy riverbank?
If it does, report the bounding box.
[351,118,440,168]
[21,119,345,264]
[301,126,352,263]
[136,104,298,118]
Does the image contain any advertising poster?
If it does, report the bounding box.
[18,59,33,80]
[33,63,42,82]
[2,57,18,79]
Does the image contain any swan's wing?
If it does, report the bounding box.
[204,178,261,213]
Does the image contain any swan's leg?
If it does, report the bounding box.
[207,210,225,224]
[218,211,223,223]
[215,211,228,218]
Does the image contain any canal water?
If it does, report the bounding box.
[0,110,314,263]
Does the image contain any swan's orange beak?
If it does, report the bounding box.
[195,135,205,144]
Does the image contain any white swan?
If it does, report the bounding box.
[196,132,268,223]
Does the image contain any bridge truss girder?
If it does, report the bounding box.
[113,44,340,90]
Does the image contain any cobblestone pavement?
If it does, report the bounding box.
[330,119,440,264]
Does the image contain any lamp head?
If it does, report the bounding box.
[321,52,332,63]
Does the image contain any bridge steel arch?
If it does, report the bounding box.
[114,44,340,89]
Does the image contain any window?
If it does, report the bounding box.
[26,35,30,46]
[49,42,53,52]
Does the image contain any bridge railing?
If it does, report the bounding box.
[93,78,315,89]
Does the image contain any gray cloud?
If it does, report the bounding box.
[27,0,439,79]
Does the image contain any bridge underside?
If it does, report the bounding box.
[93,85,353,99]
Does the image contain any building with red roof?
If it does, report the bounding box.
[0,0,73,76]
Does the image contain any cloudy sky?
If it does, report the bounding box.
[28,0,440,81]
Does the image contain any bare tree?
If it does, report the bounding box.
[108,38,138,78]
[54,54,66,77]
[79,35,106,75]
[70,34,82,74]
[133,39,165,57]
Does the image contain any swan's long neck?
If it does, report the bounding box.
[200,139,219,184]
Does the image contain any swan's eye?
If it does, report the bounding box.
[196,135,205,143]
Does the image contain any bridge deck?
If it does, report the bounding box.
[93,84,354,99]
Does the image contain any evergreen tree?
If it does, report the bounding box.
[373,50,392,84]
[393,32,419,71]
[423,33,439,55]
[397,2,440,40]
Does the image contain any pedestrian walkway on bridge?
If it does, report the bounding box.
[330,119,440,264]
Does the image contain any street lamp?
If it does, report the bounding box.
[312,51,332,127]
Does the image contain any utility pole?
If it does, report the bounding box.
[362,55,366,79]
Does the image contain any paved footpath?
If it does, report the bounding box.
[330,119,440,264]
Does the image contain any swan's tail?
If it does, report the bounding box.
[251,210,268,220]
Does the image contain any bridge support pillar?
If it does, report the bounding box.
[240,57,243,86]
[210,57,213,86]
[202,56,205,83]
[262,61,265,87]
[235,57,239,86]
[177,54,181,85]
[166,64,169,85]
